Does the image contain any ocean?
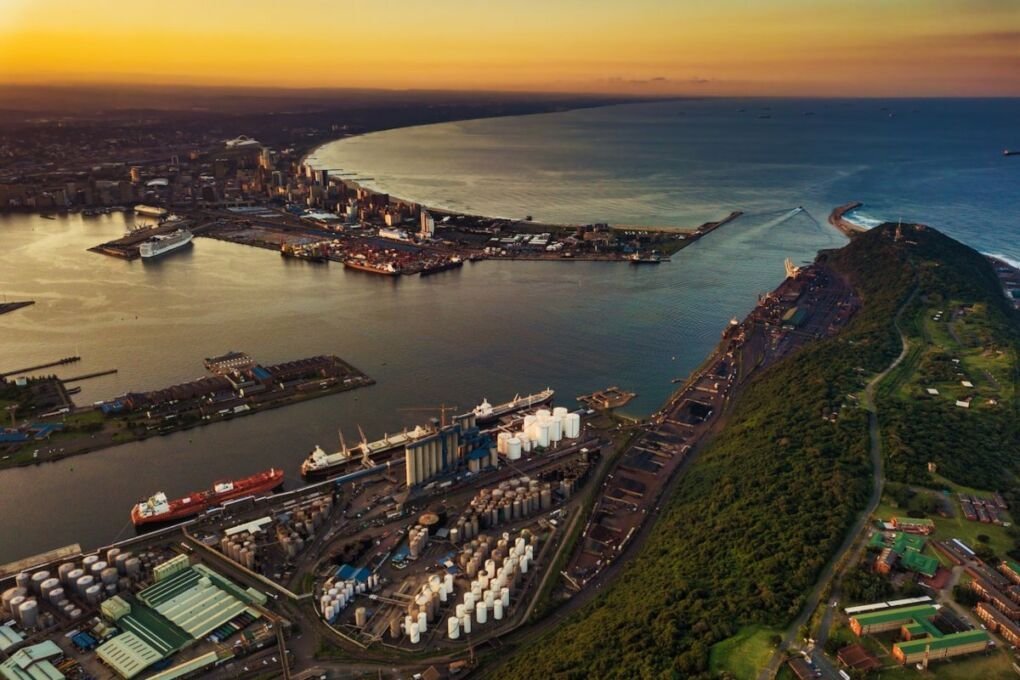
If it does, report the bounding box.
[1,98,1017,562]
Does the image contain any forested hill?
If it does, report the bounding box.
[497,224,1011,679]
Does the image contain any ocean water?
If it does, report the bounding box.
[310,98,1020,265]
[2,98,1017,562]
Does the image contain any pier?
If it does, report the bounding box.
[61,368,118,383]
[0,355,80,378]
[0,300,34,316]
[829,201,868,238]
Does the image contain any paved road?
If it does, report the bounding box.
[757,286,917,680]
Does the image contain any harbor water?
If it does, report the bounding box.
[3,97,1019,562]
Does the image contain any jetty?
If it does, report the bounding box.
[0,300,34,316]
[829,202,868,238]
[0,356,80,379]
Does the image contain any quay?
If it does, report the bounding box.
[829,201,868,238]
[60,369,118,384]
[0,300,34,316]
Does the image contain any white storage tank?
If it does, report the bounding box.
[497,432,511,454]
[418,611,428,634]
[475,601,487,624]
[536,423,550,448]
[57,563,76,585]
[18,600,38,629]
[75,575,94,596]
[409,621,420,644]
[448,616,460,640]
[30,571,50,594]
[506,438,522,460]
[553,406,568,419]
[494,599,504,620]
[515,431,531,452]
[523,414,537,429]
[536,409,551,422]
[564,413,581,439]
[8,596,26,623]
[548,417,562,442]
[461,613,472,634]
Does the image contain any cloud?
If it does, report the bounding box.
[601,76,712,87]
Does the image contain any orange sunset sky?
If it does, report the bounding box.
[1,0,1018,96]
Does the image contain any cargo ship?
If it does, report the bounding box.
[135,204,169,218]
[130,468,284,526]
[139,229,193,259]
[344,258,400,276]
[420,256,463,276]
[301,425,432,479]
[471,388,555,425]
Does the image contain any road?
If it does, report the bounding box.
[757,286,917,680]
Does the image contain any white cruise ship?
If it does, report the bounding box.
[139,229,193,259]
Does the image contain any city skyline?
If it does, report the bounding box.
[2,0,1019,96]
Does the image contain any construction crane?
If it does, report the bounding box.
[397,403,460,427]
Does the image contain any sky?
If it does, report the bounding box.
[1,0,1018,96]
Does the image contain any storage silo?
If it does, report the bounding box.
[39,578,59,600]
[461,613,471,634]
[497,432,511,454]
[417,611,428,634]
[408,621,420,644]
[536,423,550,448]
[15,573,30,590]
[448,616,460,639]
[8,596,26,623]
[85,585,102,605]
[47,587,64,606]
[536,409,551,422]
[75,575,94,597]
[475,601,487,624]
[548,417,562,443]
[30,571,50,595]
[18,600,38,629]
[553,406,568,419]
[564,413,581,438]
[493,599,504,620]
[57,563,76,585]
[506,438,522,460]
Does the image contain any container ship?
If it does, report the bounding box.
[130,468,284,526]
[139,229,193,259]
[471,388,555,425]
[301,426,432,479]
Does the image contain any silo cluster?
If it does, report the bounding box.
[3,548,146,628]
[401,572,456,643]
[518,408,581,452]
[219,533,259,570]
[319,573,378,625]
[407,525,430,560]
[466,477,554,531]
[446,531,536,639]
[276,495,334,558]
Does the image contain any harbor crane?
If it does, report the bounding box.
[397,403,460,427]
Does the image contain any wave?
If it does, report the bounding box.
[983,252,1020,270]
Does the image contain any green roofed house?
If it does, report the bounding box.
[892,533,926,554]
[850,605,938,635]
[0,640,65,680]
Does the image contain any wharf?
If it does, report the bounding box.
[61,368,118,383]
[829,201,868,238]
[88,218,209,259]
[0,300,34,316]
[577,386,637,410]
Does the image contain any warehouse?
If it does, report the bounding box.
[96,632,164,679]
[0,641,65,680]
[892,630,989,665]
[137,564,261,639]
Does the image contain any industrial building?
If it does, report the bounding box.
[0,640,65,680]
[405,413,498,487]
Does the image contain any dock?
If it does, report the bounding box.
[577,386,637,410]
[0,300,34,316]
[829,201,868,238]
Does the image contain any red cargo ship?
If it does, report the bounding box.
[130,468,285,526]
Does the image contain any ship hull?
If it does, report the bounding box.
[131,469,284,526]
[140,233,193,259]
[344,261,399,276]
[475,390,555,425]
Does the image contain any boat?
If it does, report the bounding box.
[134,204,169,218]
[471,388,555,425]
[344,258,400,276]
[420,256,463,276]
[139,229,193,259]
[300,425,433,479]
[40,214,57,220]
[1005,149,1019,157]
[629,253,669,265]
[130,468,284,526]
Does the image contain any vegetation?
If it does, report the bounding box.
[707,625,782,680]
[496,225,1018,679]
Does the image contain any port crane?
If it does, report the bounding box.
[396,403,460,427]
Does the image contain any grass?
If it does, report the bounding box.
[708,625,783,680]
[868,649,1017,680]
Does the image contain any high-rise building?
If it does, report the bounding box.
[420,210,435,239]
